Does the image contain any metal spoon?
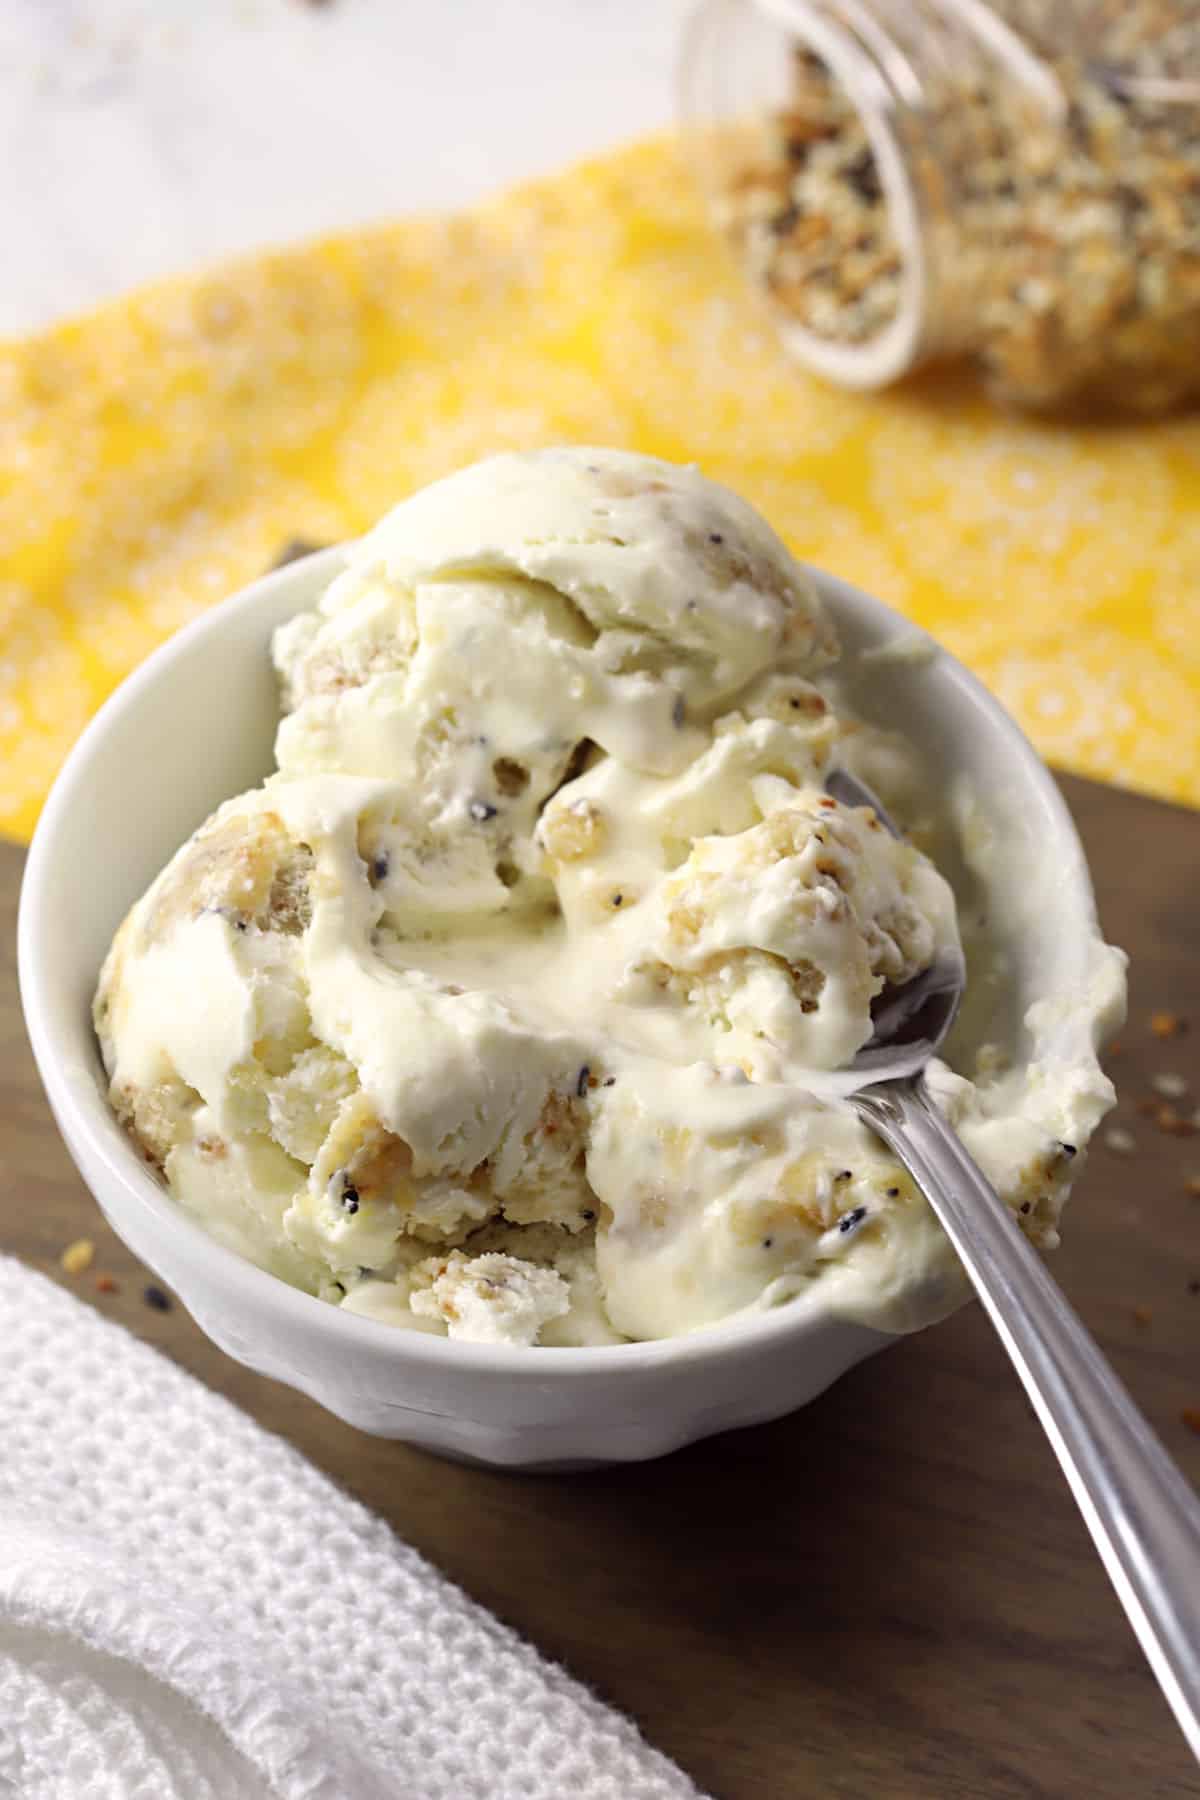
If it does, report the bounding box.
[826,766,1200,1763]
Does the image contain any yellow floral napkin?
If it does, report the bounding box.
[1,135,1197,844]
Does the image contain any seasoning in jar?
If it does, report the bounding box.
[686,0,1200,412]
[716,48,905,348]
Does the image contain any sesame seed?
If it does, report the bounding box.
[1104,1127,1137,1155]
[143,1284,172,1313]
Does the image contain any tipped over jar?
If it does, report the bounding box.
[681,0,1200,412]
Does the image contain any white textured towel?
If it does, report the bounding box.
[0,1258,703,1800]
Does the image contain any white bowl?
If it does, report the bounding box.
[18,548,1105,1469]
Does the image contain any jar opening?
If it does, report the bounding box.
[711,9,926,387]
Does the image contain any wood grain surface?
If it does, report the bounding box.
[2,772,1198,1799]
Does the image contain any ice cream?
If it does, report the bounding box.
[94,448,1119,1347]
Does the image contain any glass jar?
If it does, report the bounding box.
[680,0,1200,411]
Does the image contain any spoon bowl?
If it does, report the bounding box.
[828,762,966,1083]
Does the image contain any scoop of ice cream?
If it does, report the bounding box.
[584,1066,938,1339]
[96,780,598,1321]
[96,447,1105,1350]
[270,449,834,927]
[276,446,835,735]
[619,790,956,1079]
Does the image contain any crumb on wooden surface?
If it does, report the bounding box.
[1155,1105,1196,1138]
[59,1238,94,1275]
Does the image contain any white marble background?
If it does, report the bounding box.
[0,0,681,336]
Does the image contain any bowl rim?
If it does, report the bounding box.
[18,544,1098,1379]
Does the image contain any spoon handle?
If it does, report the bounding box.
[855,1077,1200,1764]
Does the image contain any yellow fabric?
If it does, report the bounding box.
[1,134,1197,844]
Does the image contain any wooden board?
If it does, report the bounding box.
[2,771,1198,1799]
